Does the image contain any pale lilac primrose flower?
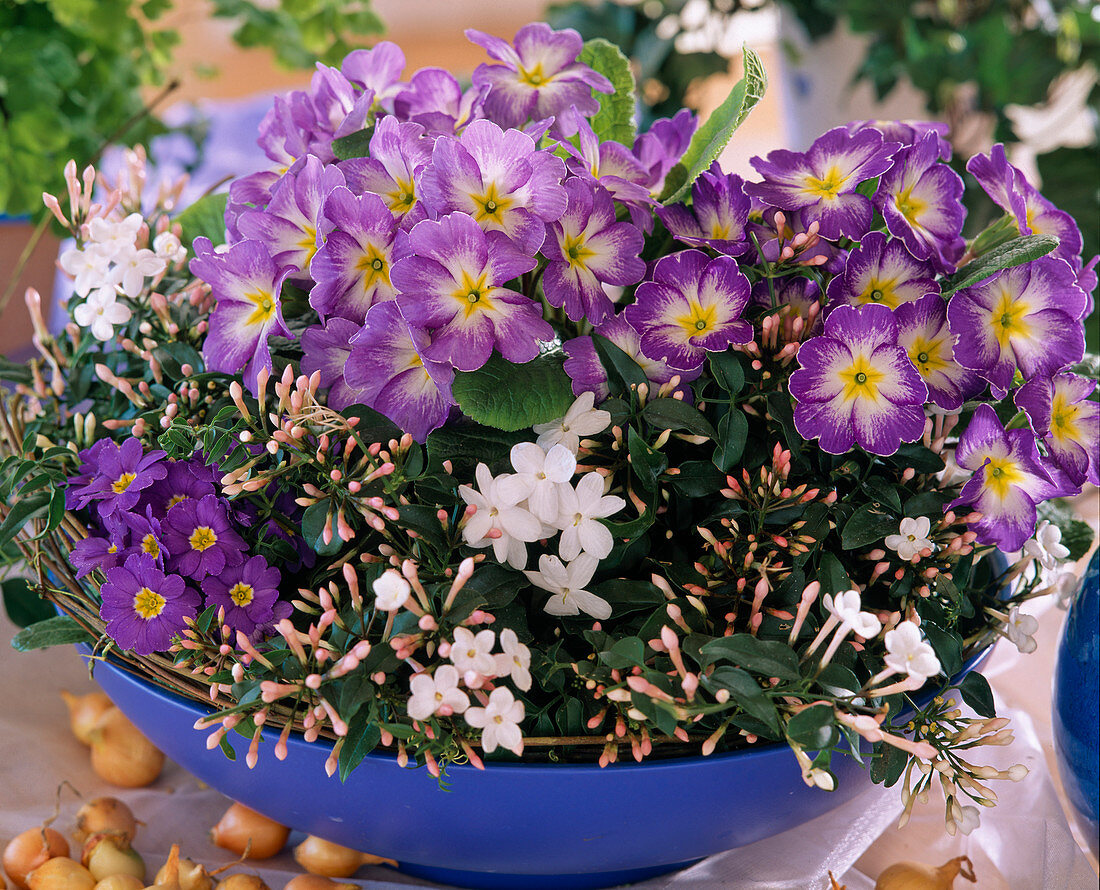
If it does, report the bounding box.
[658,163,751,256]
[825,231,938,309]
[390,212,548,372]
[633,109,697,195]
[882,621,941,682]
[873,134,966,273]
[509,442,577,524]
[309,187,400,323]
[947,257,1088,394]
[789,303,928,456]
[449,626,498,678]
[202,555,283,636]
[948,405,1062,551]
[1015,372,1100,487]
[394,67,489,135]
[884,517,933,561]
[625,249,752,372]
[746,126,900,240]
[300,317,369,412]
[464,686,525,756]
[100,554,200,656]
[495,628,532,691]
[847,119,952,160]
[373,569,412,612]
[341,115,434,228]
[112,245,166,297]
[74,286,132,341]
[894,294,982,412]
[407,665,469,722]
[190,237,294,395]
[466,23,612,131]
[533,391,612,454]
[341,41,406,111]
[1005,606,1039,654]
[564,115,655,223]
[343,301,454,441]
[1022,521,1070,571]
[556,472,626,561]
[524,552,610,620]
[542,178,645,325]
[418,119,568,255]
[459,463,542,570]
[59,244,115,297]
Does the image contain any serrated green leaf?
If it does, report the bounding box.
[175,192,229,249]
[577,38,636,145]
[11,614,92,651]
[451,352,575,432]
[943,234,1059,294]
[662,47,767,204]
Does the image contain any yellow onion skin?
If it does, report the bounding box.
[213,876,270,890]
[2,827,70,890]
[74,797,139,845]
[209,804,288,860]
[283,877,360,890]
[291,836,371,879]
[875,856,976,890]
[93,876,144,890]
[88,708,165,788]
[81,833,146,883]
[26,856,96,890]
[154,859,212,890]
[143,842,182,890]
[60,691,114,746]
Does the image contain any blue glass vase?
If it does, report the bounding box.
[1053,549,1100,857]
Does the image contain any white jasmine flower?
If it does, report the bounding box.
[372,569,411,612]
[450,626,497,677]
[533,391,611,454]
[792,745,836,791]
[87,212,143,255]
[464,686,525,755]
[459,463,542,570]
[823,589,882,639]
[524,552,610,620]
[1005,606,1038,653]
[113,245,166,297]
[509,442,576,523]
[73,286,131,341]
[407,665,469,721]
[494,628,532,691]
[59,244,115,297]
[153,231,187,264]
[1023,520,1070,571]
[883,621,940,681]
[1046,569,1080,609]
[947,799,981,837]
[555,472,626,561]
[884,516,933,561]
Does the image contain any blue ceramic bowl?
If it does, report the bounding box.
[85,632,1000,890]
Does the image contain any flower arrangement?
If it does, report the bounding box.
[2,23,1097,843]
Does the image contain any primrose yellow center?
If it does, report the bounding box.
[472,183,513,225]
[990,289,1031,348]
[907,335,951,376]
[387,178,417,215]
[839,354,886,402]
[453,270,496,319]
[676,301,719,340]
[858,277,902,308]
[519,63,551,87]
[1050,392,1082,443]
[355,246,391,291]
[803,165,848,199]
[112,472,136,494]
[894,187,927,227]
[167,494,189,509]
[229,582,255,607]
[107,544,119,555]
[984,455,1024,499]
[141,534,160,558]
[244,290,277,327]
[562,232,596,271]
[133,586,166,620]
[710,222,732,239]
[297,224,318,263]
[189,526,218,552]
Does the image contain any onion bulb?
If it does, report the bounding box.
[88,708,164,788]
[74,797,138,845]
[2,827,70,889]
[145,844,181,890]
[81,833,145,883]
[154,859,212,890]
[93,877,144,890]
[283,878,360,890]
[26,857,96,890]
[209,804,288,860]
[875,856,976,889]
[60,691,114,745]
[213,877,270,890]
[292,835,394,878]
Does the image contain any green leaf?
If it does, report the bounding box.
[785,703,838,750]
[627,427,666,492]
[594,578,665,614]
[642,398,717,439]
[923,624,962,677]
[175,192,229,249]
[301,501,341,557]
[661,47,767,204]
[577,38,637,145]
[592,333,647,396]
[817,552,852,595]
[704,666,780,736]
[0,492,50,549]
[331,126,373,160]
[1,578,55,628]
[599,636,645,669]
[708,350,745,395]
[870,740,909,787]
[11,614,92,651]
[451,352,575,432]
[669,460,725,498]
[700,633,801,681]
[712,408,747,473]
[942,234,1059,295]
[338,710,382,782]
[841,504,891,549]
[957,671,996,718]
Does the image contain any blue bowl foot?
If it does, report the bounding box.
[396,858,701,889]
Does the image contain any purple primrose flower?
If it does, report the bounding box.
[67,437,168,520]
[1015,372,1100,488]
[658,163,751,257]
[202,554,284,636]
[847,120,952,160]
[301,316,369,411]
[789,303,928,456]
[100,554,201,655]
[141,459,218,519]
[394,67,488,135]
[341,115,434,228]
[894,294,982,412]
[162,494,247,581]
[633,109,696,195]
[341,41,406,112]
[825,231,939,309]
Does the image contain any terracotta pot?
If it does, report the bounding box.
[0,217,60,361]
